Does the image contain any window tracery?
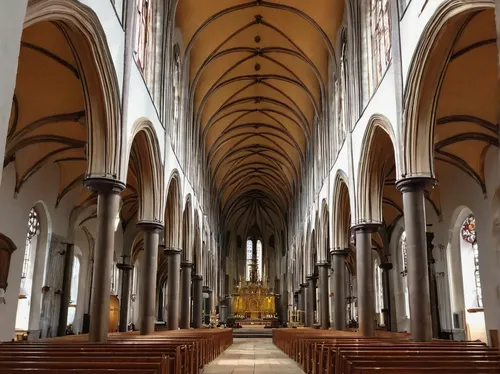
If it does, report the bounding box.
[135,0,151,72]
[460,214,482,308]
[400,231,410,318]
[362,0,392,98]
[21,208,39,286]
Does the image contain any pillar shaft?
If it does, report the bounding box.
[332,249,348,330]
[180,262,192,329]
[165,248,181,330]
[318,263,330,330]
[354,224,379,337]
[58,243,75,336]
[380,262,393,331]
[397,178,435,342]
[299,284,306,324]
[305,276,317,327]
[138,222,162,335]
[157,285,164,321]
[117,260,133,332]
[192,276,203,328]
[85,179,124,343]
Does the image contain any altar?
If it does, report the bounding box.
[232,282,276,321]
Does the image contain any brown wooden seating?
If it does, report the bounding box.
[272,328,500,374]
[0,328,233,374]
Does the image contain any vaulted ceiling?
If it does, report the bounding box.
[176,0,344,233]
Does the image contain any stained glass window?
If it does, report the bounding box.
[461,215,476,244]
[173,46,181,122]
[135,0,151,72]
[245,239,253,281]
[256,240,262,282]
[461,215,482,307]
[363,0,392,98]
[21,208,39,283]
[400,231,410,318]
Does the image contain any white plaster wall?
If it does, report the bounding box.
[0,163,79,341]
[0,1,28,185]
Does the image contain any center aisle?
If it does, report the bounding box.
[202,338,305,374]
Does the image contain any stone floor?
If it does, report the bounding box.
[202,338,305,374]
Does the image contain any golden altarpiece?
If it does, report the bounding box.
[232,279,275,319]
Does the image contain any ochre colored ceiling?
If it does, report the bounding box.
[6,21,141,234]
[175,0,344,231]
[434,9,499,195]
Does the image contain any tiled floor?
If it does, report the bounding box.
[202,338,305,374]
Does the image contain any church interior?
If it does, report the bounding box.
[0,0,499,372]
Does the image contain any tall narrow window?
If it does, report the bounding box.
[15,208,40,331]
[337,31,348,148]
[374,256,383,315]
[245,239,253,281]
[461,215,482,308]
[400,231,410,318]
[135,0,151,72]
[362,0,392,98]
[67,256,80,326]
[256,240,263,282]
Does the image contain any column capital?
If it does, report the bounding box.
[193,275,203,281]
[330,248,349,257]
[317,261,331,268]
[116,263,133,271]
[181,261,193,269]
[84,177,125,194]
[379,262,393,271]
[305,275,318,281]
[351,222,381,233]
[163,247,182,255]
[136,221,163,232]
[396,177,437,192]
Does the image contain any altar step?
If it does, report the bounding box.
[232,328,274,339]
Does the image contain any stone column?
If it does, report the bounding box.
[85,178,124,343]
[138,222,162,335]
[58,243,75,336]
[165,248,181,330]
[379,262,393,331]
[305,276,317,327]
[117,257,133,332]
[203,287,211,324]
[318,263,330,329]
[180,262,193,329]
[207,289,213,324]
[427,231,441,339]
[396,178,435,342]
[299,283,306,324]
[331,249,348,330]
[192,275,203,328]
[352,224,379,337]
[157,285,164,322]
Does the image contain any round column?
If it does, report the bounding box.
[138,222,162,335]
[165,248,181,330]
[58,243,74,336]
[117,259,133,332]
[396,177,436,342]
[331,249,348,330]
[85,178,125,343]
[318,262,330,329]
[180,262,193,329]
[352,223,380,337]
[192,275,203,328]
[305,276,317,327]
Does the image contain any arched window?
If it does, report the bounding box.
[256,240,263,282]
[15,208,40,331]
[362,0,392,99]
[67,256,80,326]
[461,215,482,308]
[110,262,119,296]
[373,256,384,316]
[245,239,253,281]
[172,45,181,148]
[134,0,152,73]
[337,31,348,148]
[400,231,410,318]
